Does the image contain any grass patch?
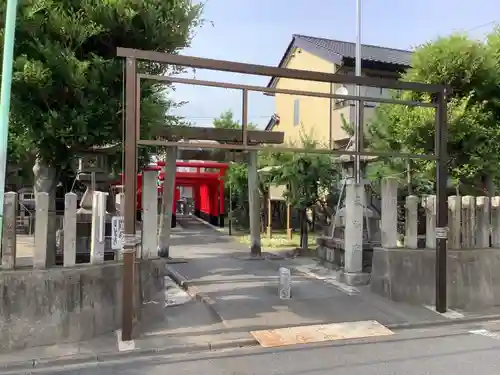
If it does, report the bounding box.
[234,231,317,250]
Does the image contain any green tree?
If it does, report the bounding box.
[213,109,258,130]
[266,136,341,252]
[365,32,500,195]
[3,0,203,257]
[212,110,258,228]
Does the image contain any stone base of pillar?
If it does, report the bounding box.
[194,209,200,217]
[172,214,176,228]
[250,244,262,257]
[339,271,371,286]
[219,215,225,228]
[200,211,209,223]
[209,215,218,226]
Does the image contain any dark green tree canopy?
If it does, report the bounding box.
[3,0,203,169]
[366,30,500,193]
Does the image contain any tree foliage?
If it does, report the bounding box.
[263,135,341,250]
[266,139,340,211]
[365,31,500,194]
[212,110,259,227]
[2,0,203,180]
[213,109,257,130]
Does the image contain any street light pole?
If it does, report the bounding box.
[0,0,19,236]
[354,0,362,183]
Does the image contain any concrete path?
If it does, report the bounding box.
[167,216,448,332]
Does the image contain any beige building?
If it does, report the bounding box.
[265,34,411,148]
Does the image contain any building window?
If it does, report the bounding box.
[293,99,300,126]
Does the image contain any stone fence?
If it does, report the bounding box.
[370,177,500,309]
[0,190,123,269]
[395,193,500,251]
[0,186,166,352]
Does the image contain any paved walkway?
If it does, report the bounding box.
[167,216,451,333]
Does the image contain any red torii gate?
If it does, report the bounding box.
[131,160,229,227]
[112,161,228,227]
[156,161,228,227]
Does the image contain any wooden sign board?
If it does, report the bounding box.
[269,185,287,201]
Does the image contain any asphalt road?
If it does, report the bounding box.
[21,323,500,375]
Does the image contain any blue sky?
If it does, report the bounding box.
[171,0,500,128]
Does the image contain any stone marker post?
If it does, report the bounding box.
[142,170,158,259]
[476,196,490,248]
[344,181,364,279]
[1,192,18,269]
[158,147,177,258]
[33,192,50,269]
[381,177,398,248]
[422,195,436,249]
[63,192,77,267]
[446,196,461,249]
[461,196,476,248]
[492,196,500,248]
[405,195,418,249]
[279,267,291,299]
[90,191,106,264]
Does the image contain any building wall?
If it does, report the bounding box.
[273,48,335,147]
[272,51,402,147]
[332,67,399,145]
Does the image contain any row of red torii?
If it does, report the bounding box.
[113,160,229,227]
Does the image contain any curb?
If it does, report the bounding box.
[386,314,500,331]
[166,266,226,325]
[190,215,228,235]
[0,338,258,373]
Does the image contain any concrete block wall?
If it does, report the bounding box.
[369,178,500,309]
[0,258,166,352]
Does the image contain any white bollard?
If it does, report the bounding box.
[279,267,291,299]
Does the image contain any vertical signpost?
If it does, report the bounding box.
[0,0,19,243]
[111,215,124,251]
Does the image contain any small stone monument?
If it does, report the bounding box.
[279,267,291,299]
[74,145,118,259]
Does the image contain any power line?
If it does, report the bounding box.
[177,115,272,120]
[461,20,498,33]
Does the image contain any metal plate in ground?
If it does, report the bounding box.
[250,320,394,348]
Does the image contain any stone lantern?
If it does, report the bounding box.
[74,145,118,257]
[316,142,381,274]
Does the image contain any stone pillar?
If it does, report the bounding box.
[158,147,177,258]
[447,195,461,249]
[405,195,418,249]
[381,177,398,248]
[90,191,106,264]
[476,196,490,248]
[115,190,124,214]
[142,170,158,259]
[33,192,50,269]
[344,181,364,280]
[461,196,476,248]
[1,192,18,269]
[422,195,436,249]
[63,192,77,267]
[247,150,261,256]
[491,196,500,248]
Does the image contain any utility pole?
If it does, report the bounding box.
[0,0,19,238]
[354,0,362,183]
